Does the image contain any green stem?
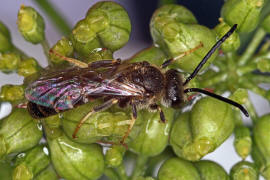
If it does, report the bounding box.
[238,28,266,66]
[227,52,236,67]
[253,51,270,62]
[131,155,148,180]
[240,79,269,100]
[104,168,120,180]
[40,39,52,65]
[200,72,228,87]
[33,0,71,35]
[236,63,257,76]
[250,73,270,84]
[214,58,227,72]
[114,163,128,180]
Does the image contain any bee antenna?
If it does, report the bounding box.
[183,24,238,86]
[184,88,249,117]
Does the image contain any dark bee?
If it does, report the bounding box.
[25,24,248,143]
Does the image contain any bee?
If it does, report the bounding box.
[25,24,248,143]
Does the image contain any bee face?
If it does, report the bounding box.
[163,69,184,108]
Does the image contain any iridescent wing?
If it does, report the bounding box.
[25,65,144,111]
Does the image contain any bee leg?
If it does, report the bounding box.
[49,49,88,68]
[150,104,166,123]
[89,59,122,69]
[161,42,204,69]
[15,102,28,109]
[120,103,137,145]
[72,98,118,138]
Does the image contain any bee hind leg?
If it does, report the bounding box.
[161,42,203,69]
[49,49,88,68]
[120,103,137,145]
[72,98,118,138]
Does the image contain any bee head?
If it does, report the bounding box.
[163,69,184,108]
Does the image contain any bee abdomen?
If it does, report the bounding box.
[27,101,58,119]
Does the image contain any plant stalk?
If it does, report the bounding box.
[33,0,71,35]
[238,28,266,66]
[130,155,148,180]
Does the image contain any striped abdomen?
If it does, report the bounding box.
[27,101,58,119]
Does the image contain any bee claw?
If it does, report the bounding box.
[72,134,77,139]
[120,141,128,150]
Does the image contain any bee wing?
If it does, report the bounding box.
[25,74,84,111]
[85,79,145,97]
[25,66,144,111]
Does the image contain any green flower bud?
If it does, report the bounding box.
[253,114,270,179]
[71,1,131,57]
[158,157,201,180]
[136,176,155,180]
[129,107,176,157]
[262,13,270,33]
[0,108,42,158]
[13,145,50,180]
[35,166,58,180]
[17,58,40,77]
[84,48,113,63]
[151,4,197,26]
[61,101,142,144]
[170,112,198,160]
[70,19,102,57]
[105,145,125,167]
[0,84,25,103]
[0,53,21,73]
[170,97,234,161]
[0,21,12,52]
[214,21,240,52]
[230,89,248,105]
[221,0,264,32]
[17,5,45,44]
[234,126,252,159]
[251,143,270,179]
[43,115,62,140]
[47,133,104,180]
[86,2,131,50]
[151,19,217,73]
[0,33,12,53]
[49,37,74,64]
[194,160,229,180]
[129,46,167,66]
[0,21,11,39]
[230,161,258,180]
[257,59,270,72]
[145,147,174,177]
[0,160,13,180]
[254,114,270,158]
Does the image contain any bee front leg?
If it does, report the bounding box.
[120,103,137,145]
[89,59,122,69]
[49,49,88,68]
[72,98,118,138]
[161,42,203,69]
[150,104,166,123]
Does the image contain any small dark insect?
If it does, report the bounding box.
[25,24,248,143]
